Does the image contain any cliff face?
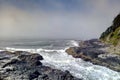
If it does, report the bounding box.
[100,14,120,46]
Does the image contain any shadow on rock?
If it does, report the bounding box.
[0,51,81,80]
[66,39,120,72]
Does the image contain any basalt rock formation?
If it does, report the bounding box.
[66,39,120,72]
[0,51,81,80]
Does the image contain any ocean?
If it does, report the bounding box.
[0,39,120,80]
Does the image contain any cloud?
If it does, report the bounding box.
[0,0,120,40]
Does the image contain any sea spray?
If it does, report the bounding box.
[1,40,120,80]
[3,48,120,80]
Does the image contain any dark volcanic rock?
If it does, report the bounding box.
[66,39,105,59]
[29,71,41,80]
[0,51,81,80]
[0,51,14,59]
[18,54,43,66]
[18,53,43,61]
[2,59,20,68]
[66,39,120,72]
[13,51,31,56]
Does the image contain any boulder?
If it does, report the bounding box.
[0,52,81,80]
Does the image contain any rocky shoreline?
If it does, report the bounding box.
[66,39,120,72]
[0,51,81,80]
[0,39,120,80]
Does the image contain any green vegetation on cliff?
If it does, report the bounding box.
[100,14,120,46]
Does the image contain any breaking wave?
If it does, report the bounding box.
[1,40,120,80]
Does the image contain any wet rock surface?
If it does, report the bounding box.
[66,39,120,72]
[0,51,81,80]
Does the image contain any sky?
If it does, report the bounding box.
[0,0,120,40]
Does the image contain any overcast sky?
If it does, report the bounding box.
[0,0,120,40]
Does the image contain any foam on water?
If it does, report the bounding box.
[1,40,120,80]
[3,47,120,80]
[69,40,79,47]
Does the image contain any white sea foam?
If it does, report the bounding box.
[2,47,120,80]
[68,40,79,47]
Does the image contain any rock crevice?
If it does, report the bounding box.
[0,51,81,80]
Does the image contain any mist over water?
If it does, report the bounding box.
[0,0,120,40]
[2,40,120,80]
[0,39,80,49]
[0,1,120,79]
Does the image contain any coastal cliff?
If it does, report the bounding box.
[100,14,120,46]
[100,14,120,55]
[66,14,120,72]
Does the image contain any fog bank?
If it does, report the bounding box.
[0,0,120,40]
